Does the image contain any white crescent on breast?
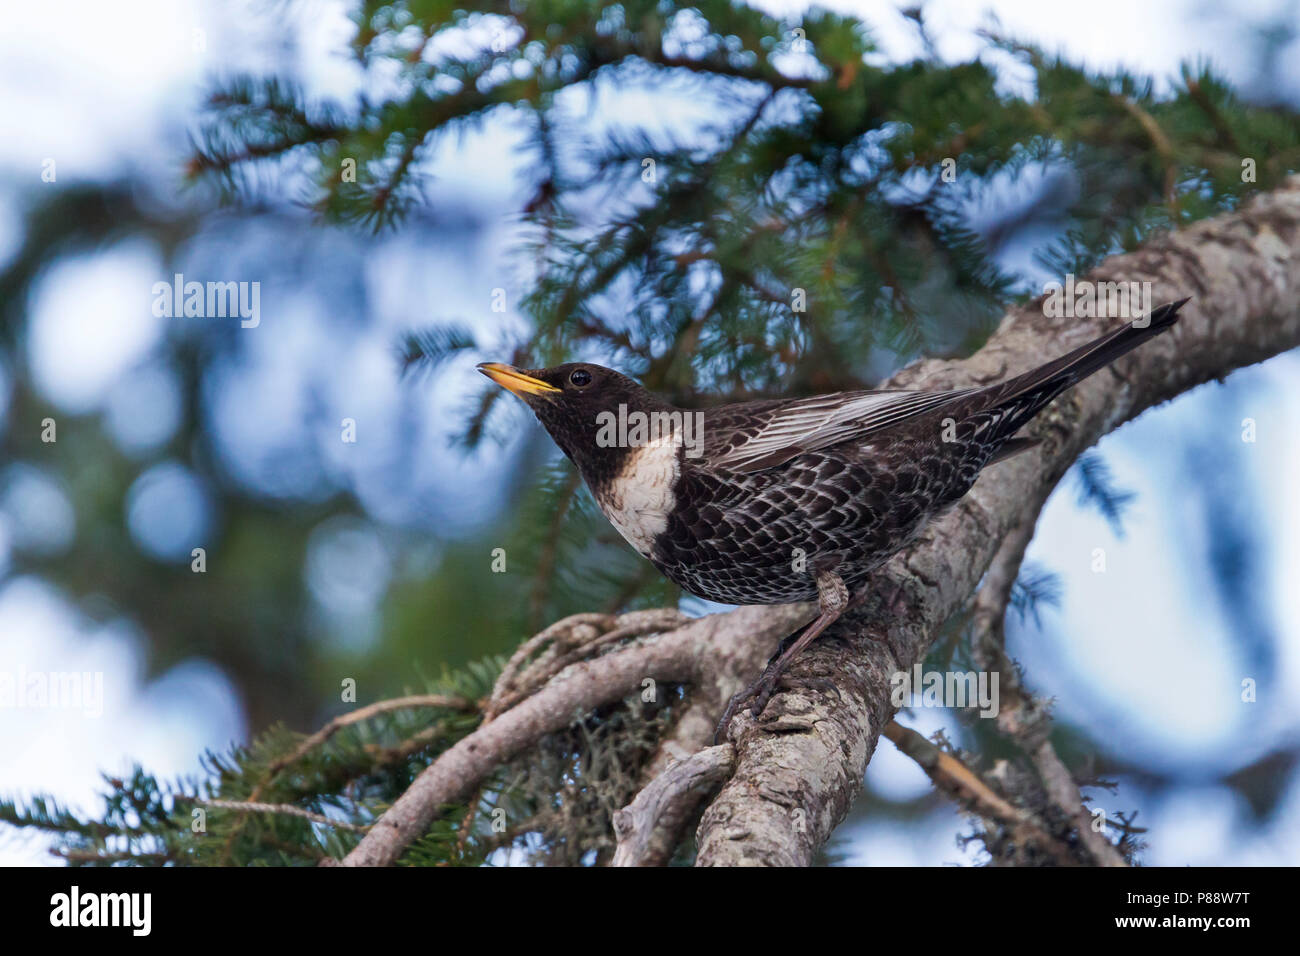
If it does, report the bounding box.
[594,430,682,556]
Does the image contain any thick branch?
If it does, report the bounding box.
[339,604,810,866]
[695,176,1300,866]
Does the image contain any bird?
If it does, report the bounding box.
[478,298,1187,738]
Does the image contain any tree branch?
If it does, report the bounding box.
[204,799,370,833]
[612,744,735,867]
[694,175,1300,866]
[339,604,811,866]
[881,721,1079,866]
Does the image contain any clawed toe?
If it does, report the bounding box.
[747,676,779,717]
[713,673,779,743]
[714,573,855,742]
[713,688,751,744]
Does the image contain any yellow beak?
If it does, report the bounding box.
[477,362,562,398]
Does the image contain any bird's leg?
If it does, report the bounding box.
[713,620,815,744]
[747,570,850,716]
[713,569,851,743]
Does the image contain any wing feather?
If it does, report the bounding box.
[711,387,979,473]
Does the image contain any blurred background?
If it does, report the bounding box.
[1,0,1298,865]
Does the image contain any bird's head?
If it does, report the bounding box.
[476,361,672,485]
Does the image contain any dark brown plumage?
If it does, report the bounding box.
[478,298,1186,733]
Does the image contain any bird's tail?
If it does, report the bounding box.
[1021,298,1186,391]
[989,297,1188,429]
[969,298,1188,461]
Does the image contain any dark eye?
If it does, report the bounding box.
[569,368,592,387]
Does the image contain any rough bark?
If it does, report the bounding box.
[694,176,1300,866]
[612,744,735,866]
[340,603,810,866]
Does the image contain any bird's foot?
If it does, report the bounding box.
[747,672,781,718]
[713,617,815,743]
[712,669,842,744]
[713,687,751,745]
[713,659,789,742]
[711,671,783,744]
[713,569,852,744]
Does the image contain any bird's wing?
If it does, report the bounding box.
[708,301,1190,476]
[708,387,981,473]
